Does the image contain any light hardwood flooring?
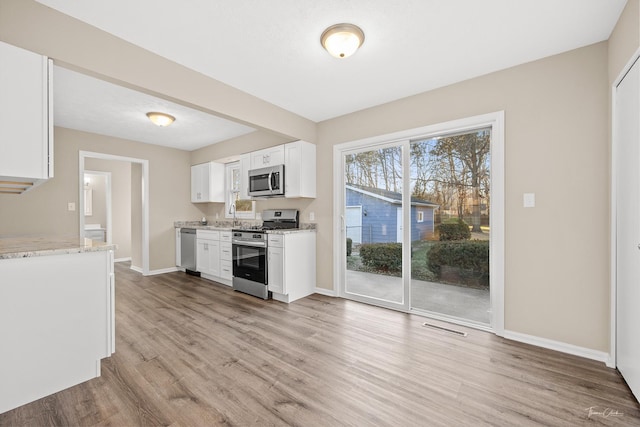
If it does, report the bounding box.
[1,263,639,426]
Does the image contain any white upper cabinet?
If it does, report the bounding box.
[284,140,316,198]
[250,145,285,169]
[191,161,225,203]
[0,41,53,194]
[238,153,251,199]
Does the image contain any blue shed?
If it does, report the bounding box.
[345,184,438,244]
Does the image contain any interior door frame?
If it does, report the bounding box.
[610,47,640,369]
[333,111,505,335]
[79,151,150,276]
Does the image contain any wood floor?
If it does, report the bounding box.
[1,263,639,426]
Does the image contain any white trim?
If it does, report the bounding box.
[610,47,640,370]
[130,265,143,274]
[79,151,150,276]
[333,111,505,334]
[115,257,132,263]
[503,330,610,366]
[147,267,180,276]
[490,111,505,336]
[314,287,337,297]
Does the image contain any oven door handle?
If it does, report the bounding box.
[232,241,266,248]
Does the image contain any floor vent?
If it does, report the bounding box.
[422,322,468,337]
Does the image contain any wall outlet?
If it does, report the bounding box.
[309,212,315,221]
[67,202,76,211]
[215,212,219,219]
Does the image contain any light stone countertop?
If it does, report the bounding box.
[174,221,316,233]
[0,235,116,259]
[266,228,316,234]
[173,221,234,231]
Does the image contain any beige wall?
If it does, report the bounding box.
[85,158,133,260]
[0,127,202,271]
[318,43,610,352]
[609,0,640,85]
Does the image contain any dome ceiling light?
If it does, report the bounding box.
[320,23,365,59]
[146,112,175,127]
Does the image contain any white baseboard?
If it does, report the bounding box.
[503,330,610,366]
[146,267,179,276]
[130,265,143,274]
[314,287,337,297]
[115,257,131,263]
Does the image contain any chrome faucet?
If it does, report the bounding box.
[229,201,238,227]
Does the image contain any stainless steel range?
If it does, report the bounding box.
[231,209,299,299]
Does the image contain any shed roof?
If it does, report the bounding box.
[346,183,439,208]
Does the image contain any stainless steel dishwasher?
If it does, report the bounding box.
[180,228,197,274]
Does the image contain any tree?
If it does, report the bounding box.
[428,130,490,232]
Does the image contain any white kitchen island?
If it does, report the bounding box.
[0,236,115,414]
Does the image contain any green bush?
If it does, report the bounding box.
[427,240,489,283]
[346,238,353,256]
[437,219,471,241]
[359,243,402,272]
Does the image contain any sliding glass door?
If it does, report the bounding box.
[409,129,491,326]
[337,117,500,330]
[343,144,407,309]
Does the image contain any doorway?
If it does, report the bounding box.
[334,112,504,332]
[79,151,150,275]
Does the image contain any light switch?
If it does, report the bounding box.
[523,193,535,208]
[67,202,76,211]
[309,212,315,221]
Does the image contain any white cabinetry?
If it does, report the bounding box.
[267,232,316,303]
[191,162,225,203]
[196,230,220,277]
[284,140,316,198]
[267,235,285,295]
[239,153,251,199]
[0,250,114,413]
[0,41,53,194]
[219,231,233,280]
[250,145,285,169]
[195,229,232,285]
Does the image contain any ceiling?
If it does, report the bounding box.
[39,0,626,151]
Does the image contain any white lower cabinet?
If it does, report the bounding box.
[196,230,220,278]
[196,229,232,285]
[0,250,114,413]
[220,231,233,280]
[267,232,316,303]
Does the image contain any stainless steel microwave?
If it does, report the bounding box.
[248,164,285,197]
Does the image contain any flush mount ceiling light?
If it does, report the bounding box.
[320,23,365,59]
[146,112,175,127]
